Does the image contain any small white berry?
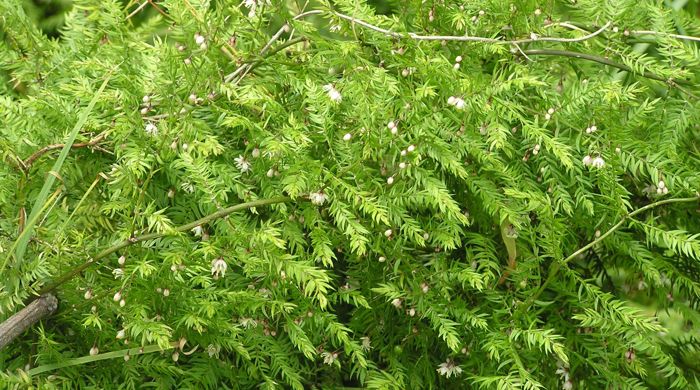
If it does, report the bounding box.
[478,10,485,16]
[124,354,130,361]
[140,106,150,115]
[84,289,93,300]
[116,329,126,339]
[615,147,621,153]
[400,149,407,156]
[163,288,170,297]
[447,96,456,105]
[378,256,386,263]
[113,291,122,302]
[547,108,555,115]
[657,180,665,189]
[119,299,126,307]
[90,346,99,356]
[188,94,197,104]
[182,143,189,151]
[402,69,410,77]
[142,95,151,103]
[167,188,175,198]
[391,298,402,308]
[453,63,460,70]
[530,32,538,40]
[455,56,463,63]
[170,141,178,150]
[534,8,542,16]
[387,176,394,185]
[266,168,275,178]
[343,133,352,141]
[184,58,191,65]
[582,155,593,166]
[407,144,416,153]
[399,162,406,169]
[251,148,260,158]
[590,125,597,132]
[613,26,619,33]
[199,42,207,50]
[408,308,416,316]
[388,121,396,130]
[172,351,179,362]
[591,156,605,168]
[118,255,126,266]
[384,229,393,237]
[544,113,551,120]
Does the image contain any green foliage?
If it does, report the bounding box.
[1,0,700,388]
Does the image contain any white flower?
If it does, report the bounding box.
[391,298,402,308]
[387,176,394,185]
[142,95,151,103]
[453,97,466,110]
[84,289,93,300]
[399,162,406,169]
[547,108,555,115]
[323,84,342,103]
[582,155,592,166]
[361,336,371,352]
[119,299,126,307]
[309,191,327,206]
[266,168,276,177]
[407,144,416,153]
[387,121,396,130]
[112,268,124,279]
[194,33,205,46]
[343,133,352,141]
[657,180,665,189]
[188,94,197,104]
[116,329,126,339]
[145,122,158,136]
[378,256,386,263]
[90,346,99,356]
[211,258,227,278]
[191,225,203,236]
[447,96,456,105]
[453,63,460,70]
[384,229,393,237]
[251,147,260,158]
[118,255,126,266]
[239,317,257,328]
[163,288,170,297]
[243,0,257,17]
[321,351,338,365]
[437,358,463,378]
[234,155,251,172]
[455,55,462,63]
[591,156,605,168]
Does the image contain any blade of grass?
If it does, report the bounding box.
[2,74,112,274]
[26,342,177,376]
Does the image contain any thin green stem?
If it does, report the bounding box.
[37,196,293,295]
[522,49,696,96]
[515,196,700,319]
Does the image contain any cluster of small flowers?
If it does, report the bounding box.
[545,107,555,120]
[321,351,339,365]
[656,180,669,195]
[309,191,327,206]
[113,290,126,307]
[211,258,227,279]
[555,363,573,390]
[323,84,342,103]
[453,55,462,70]
[582,155,605,168]
[585,124,598,134]
[447,95,466,110]
[437,358,463,378]
[234,155,251,173]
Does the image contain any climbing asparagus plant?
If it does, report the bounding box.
[1,0,700,388]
